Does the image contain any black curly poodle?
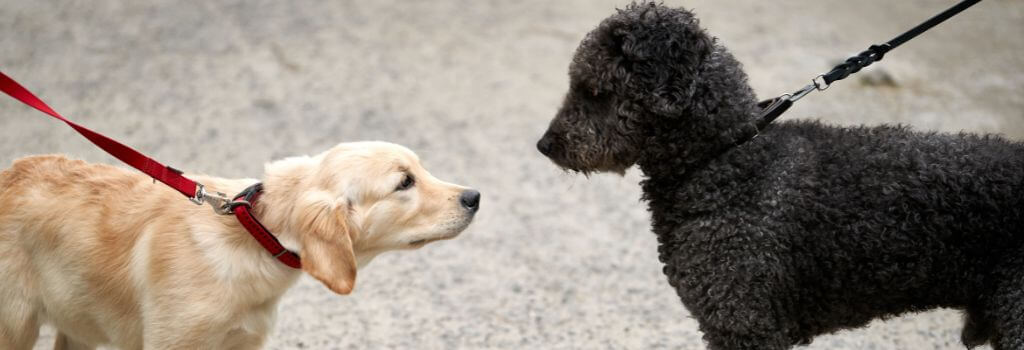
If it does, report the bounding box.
[536,3,1024,349]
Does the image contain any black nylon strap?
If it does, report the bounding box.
[750,0,983,138]
[888,0,982,49]
[821,44,890,86]
[821,0,981,86]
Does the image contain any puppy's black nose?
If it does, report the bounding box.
[537,133,555,156]
[459,190,481,212]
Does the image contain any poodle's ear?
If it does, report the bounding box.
[606,3,716,116]
[611,3,714,65]
[296,190,357,295]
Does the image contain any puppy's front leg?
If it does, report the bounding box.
[143,323,225,350]
[224,333,267,350]
[145,324,266,350]
[221,324,269,350]
[143,306,233,350]
[53,333,93,350]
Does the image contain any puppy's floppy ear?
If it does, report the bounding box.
[295,190,357,295]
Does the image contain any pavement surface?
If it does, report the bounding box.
[2,0,1022,349]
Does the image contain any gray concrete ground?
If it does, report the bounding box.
[2,0,1022,348]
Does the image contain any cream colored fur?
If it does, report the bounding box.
[0,141,477,350]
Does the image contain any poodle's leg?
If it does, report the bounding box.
[961,305,995,349]
[699,304,792,350]
[53,332,94,350]
[672,232,794,350]
[988,258,1024,350]
[703,330,789,350]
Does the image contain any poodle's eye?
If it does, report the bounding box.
[396,173,415,191]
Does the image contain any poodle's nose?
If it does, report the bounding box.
[537,132,555,156]
[459,190,481,213]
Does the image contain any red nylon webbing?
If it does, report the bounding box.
[2,71,302,269]
[235,203,302,269]
[0,71,198,198]
[231,188,301,268]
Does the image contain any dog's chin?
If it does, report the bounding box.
[546,153,629,176]
[407,232,461,248]
[407,218,474,247]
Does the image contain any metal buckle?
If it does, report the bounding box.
[813,75,830,91]
[189,183,206,205]
[226,200,252,213]
[190,183,233,215]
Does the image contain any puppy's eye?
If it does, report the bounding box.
[396,173,415,191]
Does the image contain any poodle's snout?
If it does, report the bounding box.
[537,131,557,157]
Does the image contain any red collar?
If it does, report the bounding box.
[225,183,302,269]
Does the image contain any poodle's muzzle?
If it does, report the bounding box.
[536,129,576,171]
[536,130,558,158]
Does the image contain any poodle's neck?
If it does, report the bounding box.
[636,45,760,184]
[633,47,762,254]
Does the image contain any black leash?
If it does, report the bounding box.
[745,0,983,139]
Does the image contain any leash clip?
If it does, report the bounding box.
[789,83,818,103]
[191,183,233,215]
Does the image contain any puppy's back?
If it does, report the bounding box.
[2,155,132,200]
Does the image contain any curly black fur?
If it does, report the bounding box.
[537,3,1024,349]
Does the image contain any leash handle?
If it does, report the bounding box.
[819,0,982,87]
[756,0,983,125]
[0,71,201,199]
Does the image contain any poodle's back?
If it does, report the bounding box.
[646,120,1024,343]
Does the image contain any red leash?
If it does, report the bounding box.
[0,71,301,269]
[0,72,199,198]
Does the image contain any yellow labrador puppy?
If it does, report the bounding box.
[0,141,480,350]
